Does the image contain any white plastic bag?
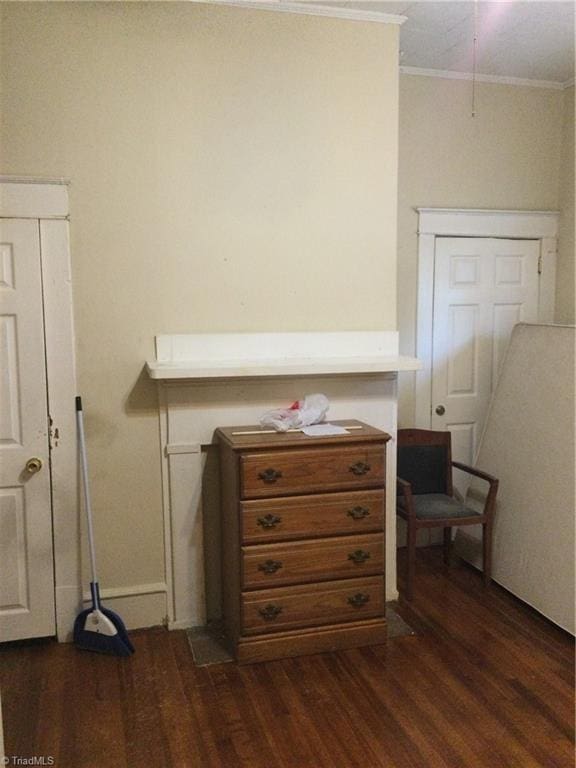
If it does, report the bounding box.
[260,393,330,432]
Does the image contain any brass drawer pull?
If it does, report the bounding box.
[349,462,371,476]
[348,549,371,564]
[258,604,282,620]
[258,559,283,575]
[258,468,283,484]
[257,513,282,529]
[347,506,370,520]
[348,593,370,608]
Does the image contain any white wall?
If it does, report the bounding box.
[0,3,400,619]
[397,74,565,426]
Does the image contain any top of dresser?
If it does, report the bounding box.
[215,420,390,451]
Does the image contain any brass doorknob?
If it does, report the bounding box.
[435,405,446,416]
[25,457,43,474]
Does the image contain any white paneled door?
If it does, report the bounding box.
[0,219,55,641]
[431,237,540,494]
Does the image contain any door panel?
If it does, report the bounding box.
[0,219,55,641]
[447,304,478,395]
[432,237,539,495]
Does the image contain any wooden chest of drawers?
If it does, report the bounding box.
[216,420,390,663]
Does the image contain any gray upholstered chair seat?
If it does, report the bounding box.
[397,494,480,520]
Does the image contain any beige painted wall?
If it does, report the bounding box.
[0,4,399,596]
[397,74,565,425]
[555,86,575,324]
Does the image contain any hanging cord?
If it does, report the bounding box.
[472,0,478,117]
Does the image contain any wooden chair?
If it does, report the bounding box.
[396,429,499,601]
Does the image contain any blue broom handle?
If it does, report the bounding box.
[76,397,99,593]
[90,582,101,612]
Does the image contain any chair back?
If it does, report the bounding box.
[397,429,452,496]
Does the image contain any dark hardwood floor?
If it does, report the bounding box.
[1,548,574,767]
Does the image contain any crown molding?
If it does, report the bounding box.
[199,0,406,24]
[400,66,565,91]
[0,175,70,186]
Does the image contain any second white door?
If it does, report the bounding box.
[431,237,540,493]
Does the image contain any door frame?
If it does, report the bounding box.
[415,208,559,429]
[0,177,79,641]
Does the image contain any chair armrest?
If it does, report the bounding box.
[396,476,416,517]
[452,461,499,488]
[396,476,413,494]
[452,461,498,519]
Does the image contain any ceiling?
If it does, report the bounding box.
[302,1,575,85]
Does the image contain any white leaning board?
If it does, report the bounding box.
[457,324,575,634]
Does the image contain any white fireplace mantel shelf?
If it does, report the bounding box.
[147,355,421,380]
[146,332,421,381]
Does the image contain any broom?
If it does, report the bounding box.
[73,396,134,656]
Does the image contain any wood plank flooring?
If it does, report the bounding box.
[1,547,573,767]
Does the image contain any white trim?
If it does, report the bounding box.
[81,586,167,631]
[158,384,175,627]
[415,232,436,430]
[415,208,559,430]
[200,0,406,24]
[400,66,565,91]
[148,356,421,380]
[0,181,69,219]
[148,331,420,380]
[81,581,167,602]
[166,443,202,455]
[39,219,80,642]
[538,238,558,323]
[168,618,198,631]
[168,449,207,628]
[417,208,559,238]
[0,175,70,186]
[0,181,79,643]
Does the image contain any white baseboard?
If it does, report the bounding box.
[81,581,168,602]
[168,618,199,631]
[56,582,168,642]
[454,528,483,569]
[93,590,167,632]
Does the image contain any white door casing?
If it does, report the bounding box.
[431,237,540,494]
[0,219,55,641]
[415,209,558,438]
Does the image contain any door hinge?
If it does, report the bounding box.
[538,255,543,275]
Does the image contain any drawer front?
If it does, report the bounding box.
[241,489,385,543]
[242,533,384,589]
[242,576,384,635]
[240,444,386,499]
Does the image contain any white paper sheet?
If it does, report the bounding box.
[301,423,350,437]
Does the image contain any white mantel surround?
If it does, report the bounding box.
[147,332,420,630]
